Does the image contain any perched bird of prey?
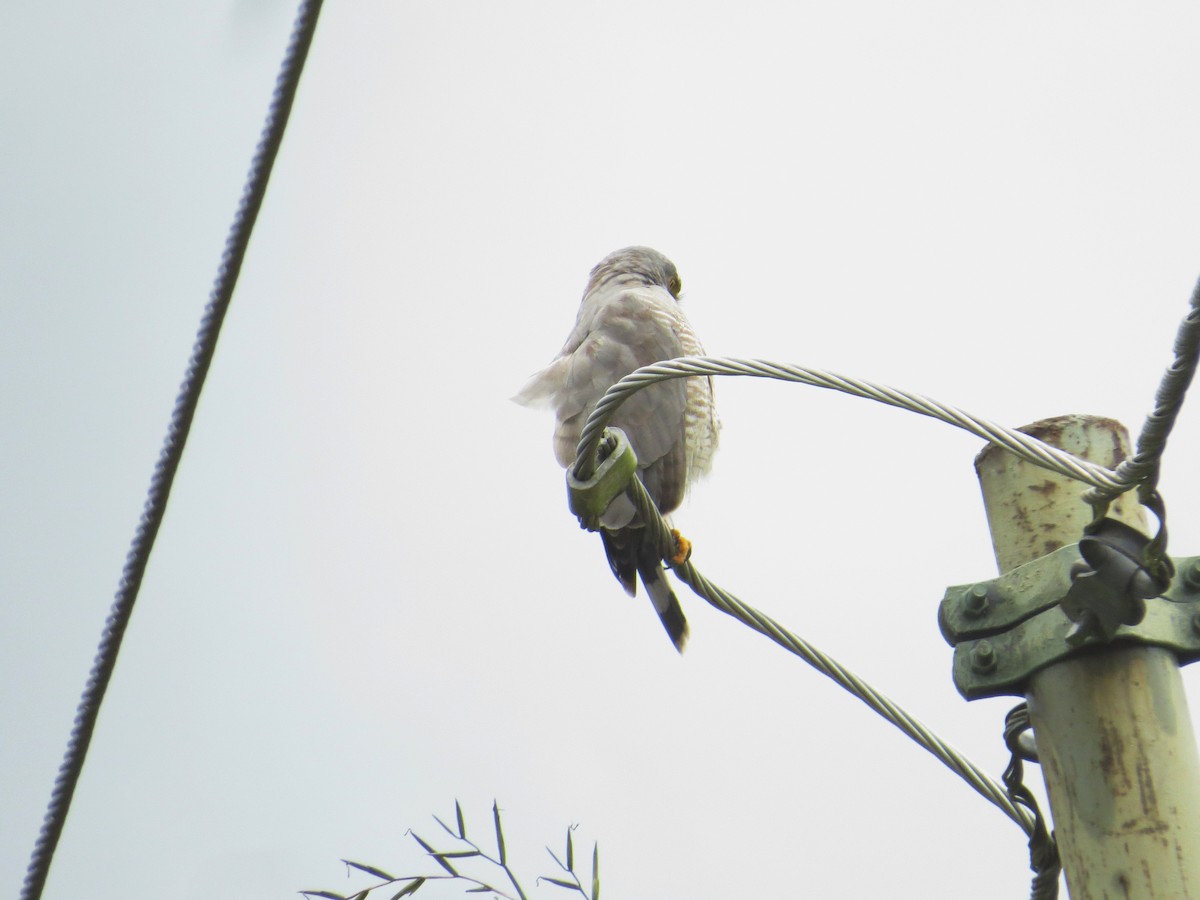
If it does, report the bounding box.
[514,246,719,650]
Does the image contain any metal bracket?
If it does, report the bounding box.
[941,553,1200,699]
[566,427,638,530]
[1060,518,1174,646]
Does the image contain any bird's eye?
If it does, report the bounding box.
[669,276,682,296]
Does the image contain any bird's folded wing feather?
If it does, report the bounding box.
[516,287,690,481]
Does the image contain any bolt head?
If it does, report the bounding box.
[1185,559,1200,592]
[962,584,990,617]
[971,639,997,673]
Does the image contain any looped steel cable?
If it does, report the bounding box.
[1137,487,1176,589]
[18,4,324,899]
[1003,704,1061,900]
[573,357,1126,491]
[1079,277,1200,575]
[1085,277,1200,512]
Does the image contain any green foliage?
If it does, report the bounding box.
[301,801,600,900]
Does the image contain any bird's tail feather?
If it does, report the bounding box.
[600,528,638,596]
[638,540,689,652]
[641,565,689,652]
[601,527,689,651]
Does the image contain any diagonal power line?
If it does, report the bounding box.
[19,4,325,899]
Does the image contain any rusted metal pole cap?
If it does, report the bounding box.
[974,414,1145,575]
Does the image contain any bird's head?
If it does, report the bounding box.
[586,246,682,300]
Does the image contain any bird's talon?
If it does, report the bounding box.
[670,529,692,565]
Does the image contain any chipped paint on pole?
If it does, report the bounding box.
[976,415,1200,898]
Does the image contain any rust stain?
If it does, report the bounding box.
[1136,754,1160,818]
[1028,480,1061,496]
[1099,720,1133,792]
[1110,427,1129,467]
[1012,503,1032,531]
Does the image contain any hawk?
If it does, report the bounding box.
[514,247,719,650]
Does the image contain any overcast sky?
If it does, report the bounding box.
[4,3,1200,898]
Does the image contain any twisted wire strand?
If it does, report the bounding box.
[573,357,1128,493]
[1085,277,1200,507]
[18,4,324,899]
[623,474,1037,835]
[1004,704,1062,900]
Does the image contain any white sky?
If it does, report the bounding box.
[4,2,1200,898]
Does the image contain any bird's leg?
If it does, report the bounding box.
[669,529,692,565]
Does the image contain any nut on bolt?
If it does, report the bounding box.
[1184,559,1200,592]
[962,584,990,617]
[971,640,997,673]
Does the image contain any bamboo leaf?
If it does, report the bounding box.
[456,799,466,839]
[409,833,436,855]
[432,815,456,839]
[492,800,507,865]
[342,860,394,881]
[591,842,600,900]
[299,892,346,900]
[410,834,458,876]
[541,877,578,890]
[431,855,460,876]
[391,879,425,899]
[566,827,575,872]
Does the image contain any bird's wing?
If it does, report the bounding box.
[553,286,689,482]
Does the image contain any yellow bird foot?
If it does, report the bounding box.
[669,529,692,565]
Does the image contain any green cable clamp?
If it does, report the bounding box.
[940,553,1200,699]
[567,427,638,528]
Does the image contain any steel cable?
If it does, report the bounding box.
[1085,277,1200,508]
[18,3,324,898]
[1003,704,1062,899]
[571,354,1121,837]
[567,281,1200,884]
[574,356,1127,491]
[623,474,1039,838]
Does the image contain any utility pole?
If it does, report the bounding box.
[943,414,1200,897]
